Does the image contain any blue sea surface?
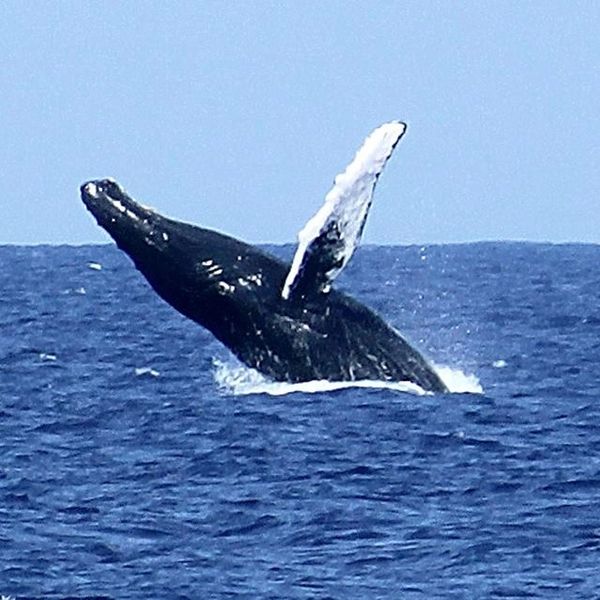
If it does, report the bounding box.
[2,243,600,599]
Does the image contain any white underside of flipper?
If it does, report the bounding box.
[281,121,407,300]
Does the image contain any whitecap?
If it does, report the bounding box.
[135,367,160,377]
[63,286,87,295]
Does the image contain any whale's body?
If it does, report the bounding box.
[81,122,447,393]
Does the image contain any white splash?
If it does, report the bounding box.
[87,262,102,271]
[213,356,483,397]
[433,364,484,394]
[215,360,434,397]
[39,353,57,362]
[213,354,483,397]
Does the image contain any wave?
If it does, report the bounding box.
[213,360,483,397]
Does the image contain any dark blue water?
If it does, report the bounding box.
[2,243,600,599]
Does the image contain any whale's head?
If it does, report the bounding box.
[81,179,170,255]
[81,179,150,230]
[80,177,266,333]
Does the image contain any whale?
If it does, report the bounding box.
[81,121,447,393]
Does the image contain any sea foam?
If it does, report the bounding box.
[213,359,483,397]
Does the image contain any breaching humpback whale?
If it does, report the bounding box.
[81,122,447,393]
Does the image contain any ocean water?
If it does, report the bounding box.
[2,242,600,599]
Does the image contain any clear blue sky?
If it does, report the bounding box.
[1,1,598,245]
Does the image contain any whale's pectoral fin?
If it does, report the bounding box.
[281,220,344,300]
[281,121,407,302]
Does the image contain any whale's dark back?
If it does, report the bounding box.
[81,179,447,393]
[117,214,446,392]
